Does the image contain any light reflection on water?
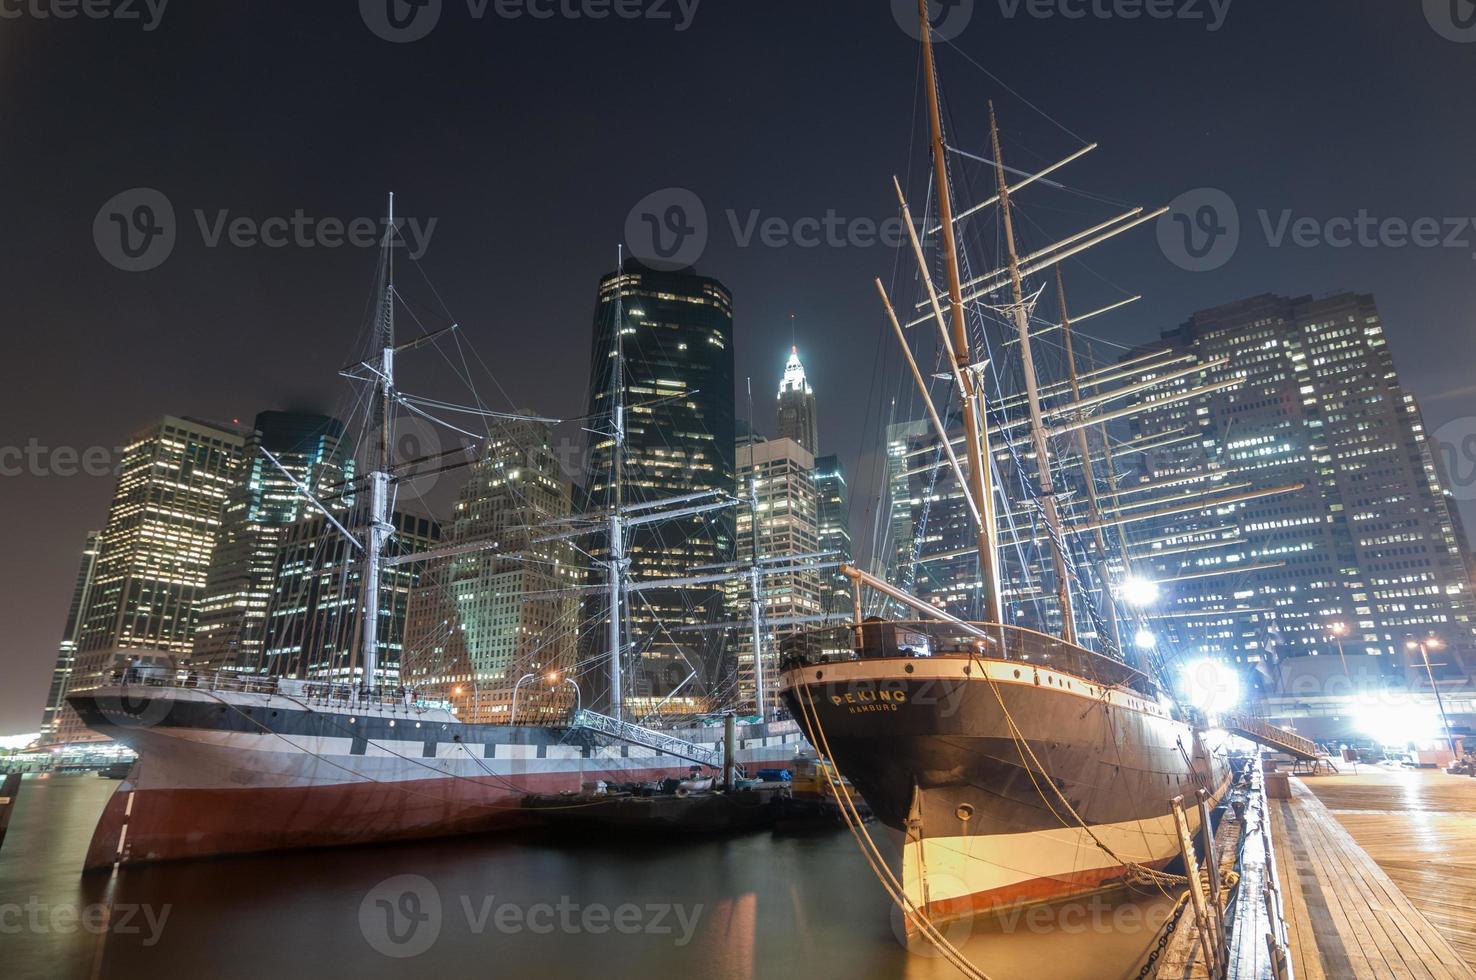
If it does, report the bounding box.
[1,775,1171,980]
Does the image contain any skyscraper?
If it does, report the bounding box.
[776,347,818,454]
[38,530,100,744]
[192,412,349,673]
[734,436,823,711]
[61,416,247,742]
[1120,292,1476,679]
[402,418,579,723]
[261,508,439,684]
[581,258,737,714]
[813,454,854,617]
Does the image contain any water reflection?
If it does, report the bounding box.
[3,775,1171,980]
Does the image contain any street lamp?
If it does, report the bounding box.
[1406,636,1458,757]
[1328,622,1351,679]
[1121,576,1160,608]
[509,672,537,725]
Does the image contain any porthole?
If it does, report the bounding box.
[955,804,975,822]
[1013,669,1021,679]
[816,671,824,681]
[389,720,395,728]
[963,665,971,676]
[904,663,915,674]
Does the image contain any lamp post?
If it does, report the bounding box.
[560,677,582,718]
[509,672,537,725]
[1328,621,1351,680]
[1406,636,1458,757]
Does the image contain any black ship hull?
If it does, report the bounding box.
[779,644,1231,925]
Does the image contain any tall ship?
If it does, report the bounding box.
[68,206,812,872]
[777,1,1270,941]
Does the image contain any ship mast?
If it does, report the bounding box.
[988,103,1078,645]
[917,0,1002,625]
[607,249,627,721]
[360,192,397,695]
[746,378,766,719]
[1057,269,1120,652]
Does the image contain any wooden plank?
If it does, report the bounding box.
[1270,798,1327,980]
[1298,769,1476,977]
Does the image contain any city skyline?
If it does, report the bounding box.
[5,3,1476,735]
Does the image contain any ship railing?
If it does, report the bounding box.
[779,621,1157,697]
[111,667,450,714]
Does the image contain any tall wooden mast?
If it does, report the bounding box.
[1057,269,1120,652]
[917,0,1002,624]
[989,103,1078,644]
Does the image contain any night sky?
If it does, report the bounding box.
[3,0,1474,735]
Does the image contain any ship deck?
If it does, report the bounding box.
[1268,769,1476,979]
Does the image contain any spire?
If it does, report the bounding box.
[778,346,812,397]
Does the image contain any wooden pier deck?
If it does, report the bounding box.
[1299,768,1476,974]
[1269,769,1475,979]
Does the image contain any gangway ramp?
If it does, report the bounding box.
[570,709,732,772]
[1222,713,1322,762]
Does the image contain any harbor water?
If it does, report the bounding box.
[3,774,1177,979]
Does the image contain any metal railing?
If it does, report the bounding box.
[571,709,726,769]
[113,666,452,713]
[1220,713,1319,761]
[779,620,1157,696]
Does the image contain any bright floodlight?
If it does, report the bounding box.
[1134,629,1157,650]
[1356,700,1439,748]
[1121,576,1161,607]
[1179,659,1240,714]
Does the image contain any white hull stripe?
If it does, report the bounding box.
[903,806,1204,905]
